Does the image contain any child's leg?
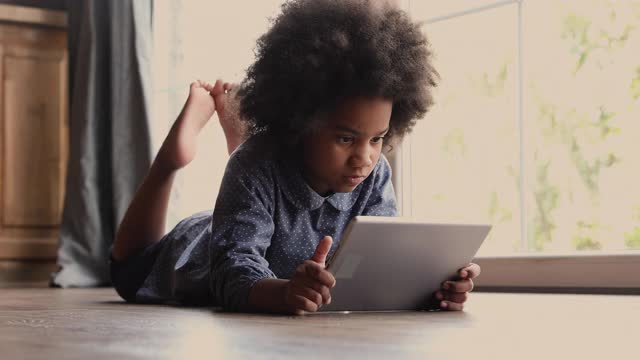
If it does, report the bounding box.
[111,80,242,261]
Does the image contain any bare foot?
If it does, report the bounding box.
[214,84,247,154]
[158,80,234,170]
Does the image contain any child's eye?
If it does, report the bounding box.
[371,136,385,144]
[337,136,354,144]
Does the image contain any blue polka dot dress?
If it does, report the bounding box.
[112,135,397,311]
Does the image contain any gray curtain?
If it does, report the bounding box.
[51,0,154,287]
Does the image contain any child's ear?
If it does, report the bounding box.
[383,144,394,155]
[382,137,397,155]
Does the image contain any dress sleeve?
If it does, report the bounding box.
[209,151,277,312]
[362,154,398,217]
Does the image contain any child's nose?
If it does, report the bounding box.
[348,147,373,168]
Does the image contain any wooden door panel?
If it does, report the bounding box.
[0,9,68,263]
[3,49,66,227]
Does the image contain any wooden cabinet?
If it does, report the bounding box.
[0,5,67,264]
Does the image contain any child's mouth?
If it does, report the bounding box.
[344,176,365,186]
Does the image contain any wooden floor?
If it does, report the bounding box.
[1,288,638,359]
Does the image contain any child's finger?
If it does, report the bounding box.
[293,294,318,313]
[301,278,332,304]
[310,236,333,266]
[459,263,481,279]
[442,279,474,293]
[440,291,468,304]
[440,300,464,311]
[303,261,336,287]
[296,286,323,308]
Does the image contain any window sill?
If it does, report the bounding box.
[473,252,640,294]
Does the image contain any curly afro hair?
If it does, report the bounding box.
[238,0,438,148]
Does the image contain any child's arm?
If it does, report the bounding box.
[207,148,278,311]
[208,151,335,313]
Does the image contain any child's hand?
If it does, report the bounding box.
[284,236,336,315]
[433,263,481,311]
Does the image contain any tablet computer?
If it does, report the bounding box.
[320,216,491,312]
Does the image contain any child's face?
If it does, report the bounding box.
[302,96,392,195]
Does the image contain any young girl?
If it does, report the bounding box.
[111,0,480,314]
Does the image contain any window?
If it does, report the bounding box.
[400,0,640,291]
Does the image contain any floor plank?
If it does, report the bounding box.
[0,288,637,359]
